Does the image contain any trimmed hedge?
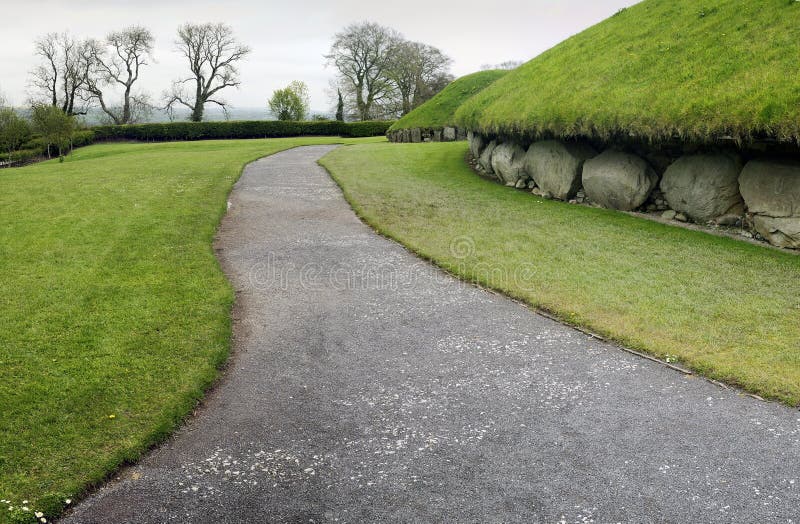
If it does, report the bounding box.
[92,120,394,142]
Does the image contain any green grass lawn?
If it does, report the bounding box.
[0,136,382,523]
[321,142,800,404]
[389,70,507,131]
[456,0,800,143]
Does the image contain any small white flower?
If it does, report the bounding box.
[35,511,44,518]
[22,500,28,504]
[22,506,30,511]
[65,499,72,504]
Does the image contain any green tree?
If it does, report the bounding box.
[0,108,32,159]
[30,104,74,159]
[268,81,309,121]
[335,89,345,121]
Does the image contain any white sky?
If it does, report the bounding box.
[0,0,639,112]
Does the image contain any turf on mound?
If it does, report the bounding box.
[456,0,800,144]
[389,70,507,131]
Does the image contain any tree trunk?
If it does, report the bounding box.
[191,104,204,122]
[122,86,132,124]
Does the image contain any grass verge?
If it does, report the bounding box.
[0,136,383,523]
[320,142,800,405]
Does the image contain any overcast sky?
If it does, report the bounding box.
[0,0,639,112]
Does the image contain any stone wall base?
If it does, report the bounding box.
[387,126,468,143]
[467,132,800,250]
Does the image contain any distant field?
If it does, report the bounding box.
[322,142,800,405]
[0,136,383,523]
[456,0,800,143]
[389,70,506,131]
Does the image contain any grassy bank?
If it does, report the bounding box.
[389,70,506,131]
[321,142,800,404]
[456,0,800,143]
[0,136,383,523]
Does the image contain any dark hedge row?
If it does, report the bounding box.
[91,120,394,142]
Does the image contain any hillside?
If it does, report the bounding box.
[455,0,800,144]
[389,70,507,131]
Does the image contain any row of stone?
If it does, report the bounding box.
[469,133,800,249]
[388,127,467,143]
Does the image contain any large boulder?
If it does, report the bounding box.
[582,151,658,211]
[491,142,527,185]
[469,132,486,158]
[478,140,498,175]
[524,140,597,200]
[661,154,744,223]
[739,159,800,248]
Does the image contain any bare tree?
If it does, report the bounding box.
[30,33,93,116]
[164,23,251,122]
[326,22,400,121]
[386,41,452,116]
[86,26,154,124]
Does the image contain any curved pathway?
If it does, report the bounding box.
[64,146,800,523]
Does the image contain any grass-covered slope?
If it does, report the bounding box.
[389,70,507,131]
[456,0,800,143]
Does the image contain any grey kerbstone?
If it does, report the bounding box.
[661,154,744,223]
[662,210,677,220]
[582,151,658,211]
[752,217,800,249]
[524,140,597,200]
[469,133,486,158]
[443,127,457,142]
[411,128,422,143]
[478,140,498,175]
[739,158,800,249]
[491,142,527,185]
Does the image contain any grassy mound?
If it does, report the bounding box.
[456,0,800,144]
[389,70,507,131]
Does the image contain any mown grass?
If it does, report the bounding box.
[456,0,800,143]
[321,142,800,404]
[389,70,507,131]
[0,136,383,523]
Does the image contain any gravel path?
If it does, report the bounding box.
[63,145,800,523]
